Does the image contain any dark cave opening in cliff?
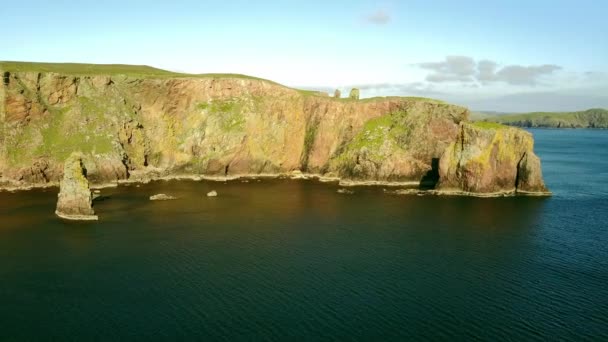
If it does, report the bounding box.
[419,158,440,190]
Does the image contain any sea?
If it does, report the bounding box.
[0,129,606,340]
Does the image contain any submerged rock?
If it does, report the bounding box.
[55,152,98,221]
[337,188,354,194]
[207,190,218,197]
[150,194,176,201]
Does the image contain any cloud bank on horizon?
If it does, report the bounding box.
[1,0,606,112]
[418,56,561,86]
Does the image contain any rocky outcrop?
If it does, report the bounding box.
[437,123,549,195]
[516,152,548,193]
[0,62,549,196]
[55,152,98,220]
[349,88,360,100]
[150,194,176,201]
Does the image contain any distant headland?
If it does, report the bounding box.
[473,108,608,128]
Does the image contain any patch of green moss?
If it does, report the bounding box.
[331,110,409,168]
[349,110,409,151]
[200,98,247,132]
[35,102,115,160]
[472,121,507,130]
[300,118,320,169]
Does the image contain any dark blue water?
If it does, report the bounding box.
[0,129,607,340]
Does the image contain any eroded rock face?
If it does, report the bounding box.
[327,102,467,182]
[516,152,548,193]
[437,123,549,195]
[55,152,98,220]
[0,67,549,195]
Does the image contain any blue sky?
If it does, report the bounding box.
[3,0,607,111]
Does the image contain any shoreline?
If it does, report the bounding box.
[0,172,552,198]
[55,210,99,221]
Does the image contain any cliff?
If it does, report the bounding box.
[437,122,548,195]
[0,62,549,196]
[480,108,608,128]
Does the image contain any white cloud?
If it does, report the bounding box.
[417,56,562,86]
[366,10,391,25]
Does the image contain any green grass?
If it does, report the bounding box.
[0,61,179,77]
[0,61,280,84]
[1,61,450,105]
[471,121,507,130]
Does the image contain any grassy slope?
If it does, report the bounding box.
[0,61,446,104]
[480,108,608,128]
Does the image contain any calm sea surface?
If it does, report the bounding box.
[0,129,607,340]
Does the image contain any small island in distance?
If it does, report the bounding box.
[473,108,608,128]
[1,61,550,219]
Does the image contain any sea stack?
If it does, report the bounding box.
[55,152,98,220]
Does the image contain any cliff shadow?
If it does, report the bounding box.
[419,158,439,190]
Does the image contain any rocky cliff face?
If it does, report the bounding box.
[0,64,549,196]
[437,122,548,195]
[55,152,97,220]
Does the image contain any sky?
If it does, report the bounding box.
[2,0,607,112]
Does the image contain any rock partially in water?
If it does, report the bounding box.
[207,190,218,197]
[55,152,98,221]
[337,188,354,194]
[437,122,549,195]
[150,194,177,201]
[516,152,549,194]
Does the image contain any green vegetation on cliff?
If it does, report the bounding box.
[0,61,548,195]
[1,61,179,77]
[330,110,411,178]
[0,61,280,84]
[1,62,449,105]
[480,108,608,128]
[471,121,507,130]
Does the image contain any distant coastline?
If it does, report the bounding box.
[473,108,608,129]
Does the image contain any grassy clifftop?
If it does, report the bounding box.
[0,61,446,104]
[480,108,608,128]
[0,61,281,84]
